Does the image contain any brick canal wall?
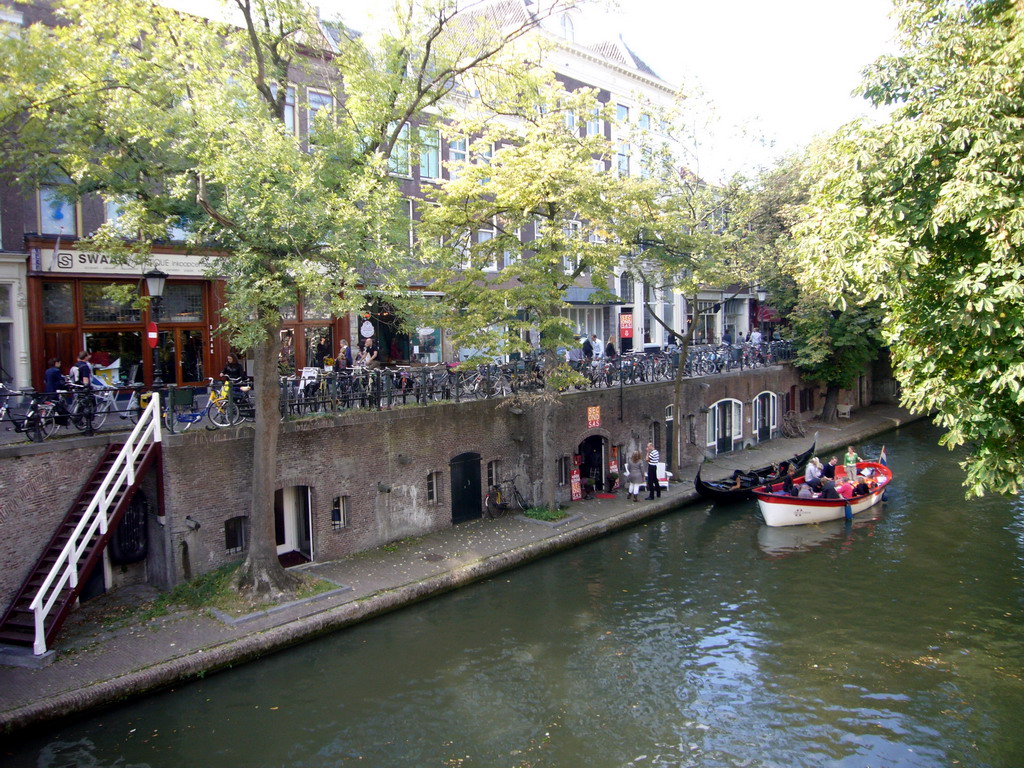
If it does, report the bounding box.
[0,363,844,608]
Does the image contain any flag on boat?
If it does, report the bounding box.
[879,446,887,466]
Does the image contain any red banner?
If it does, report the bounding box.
[570,468,582,501]
[619,312,633,339]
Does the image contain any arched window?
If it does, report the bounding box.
[560,14,575,41]
[705,398,743,454]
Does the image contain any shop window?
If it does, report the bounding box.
[331,496,349,530]
[84,331,143,384]
[162,284,204,322]
[42,281,73,325]
[305,326,333,368]
[225,516,246,554]
[427,471,442,504]
[82,283,140,324]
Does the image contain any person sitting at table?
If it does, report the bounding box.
[821,479,840,500]
[836,478,855,499]
[853,477,871,496]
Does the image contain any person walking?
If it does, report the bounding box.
[43,357,65,393]
[644,441,661,500]
[626,450,644,502]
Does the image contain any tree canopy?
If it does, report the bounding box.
[794,0,1024,496]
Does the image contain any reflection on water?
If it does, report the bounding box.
[7,421,1024,767]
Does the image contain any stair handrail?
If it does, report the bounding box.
[28,392,162,655]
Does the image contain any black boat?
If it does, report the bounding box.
[694,436,817,503]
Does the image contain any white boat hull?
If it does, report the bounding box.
[753,461,892,527]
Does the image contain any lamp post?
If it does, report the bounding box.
[145,268,168,385]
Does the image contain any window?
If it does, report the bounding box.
[617,143,631,177]
[225,516,247,553]
[587,108,602,137]
[557,456,570,486]
[475,142,493,184]
[447,136,467,179]
[618,272,634,303]
[0,284,12,385]
[42,281,73,325]
[162,284,205,322]
[270,83,296,134]
[477,217,498,271]
[395,198,414,252]
[616,104,630,123]
[639,113,651,131]
[503,228,522,269]
[487,460,501,489]
[560,13,574,41]
[564,108,577,131]
[331,496,349,529]
[39,186,77,235]
[167,216,191,241]
[307,89,333,136]
[103,197,132,235]
[562,221,581,274]
[389,123,411,176]
[419,127,440,180]
[82,283,140,323]
[427,472,442,504]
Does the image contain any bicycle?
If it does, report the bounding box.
[0,385,60,442]
[165,379,240,430]
[484,474,528,518]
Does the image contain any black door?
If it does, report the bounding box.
[450,452,482,524]
[757,393,772,442]
[716,402,733,454]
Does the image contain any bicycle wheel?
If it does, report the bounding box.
[208,399,239,428]
[69,396,94,431]
[37,403,59,440]
[511,488,528,512]
[91,396,111,430]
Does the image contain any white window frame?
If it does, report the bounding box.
[447,136,467,179]
[389,123,412,177]
[38,186,78,236]
[306,88,334,136]
[419,127,440,180]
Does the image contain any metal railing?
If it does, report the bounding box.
[28,392,162,655]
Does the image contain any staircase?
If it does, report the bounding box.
[0,393,162,654]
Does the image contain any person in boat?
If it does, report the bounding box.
[804,457,824,490]
[853,477,871,497]
[781,467,799,496]
[797,483,815,499]
[822,457,839,482]
[843,445,863,480]
[821,479,841,499]
[836,478,855,499]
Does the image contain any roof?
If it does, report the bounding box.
[587,35,661,80]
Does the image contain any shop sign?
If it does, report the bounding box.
[619,312,633,338]
[570,467,582,501]
[32,247,215,277]
[587,406,601,429]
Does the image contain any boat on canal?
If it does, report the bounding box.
[694,436,817,503]
[752,461,893,527]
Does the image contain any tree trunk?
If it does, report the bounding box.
[236,316,301,599]
[819,385,840,425]
[539,345,561,511]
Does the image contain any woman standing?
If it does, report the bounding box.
[626,450,644,502]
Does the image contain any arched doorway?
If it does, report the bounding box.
[578,434,608,494]
[753,391,777,443]
[707,399,743,455]
[450,452,482,523]
[275,486,313,567]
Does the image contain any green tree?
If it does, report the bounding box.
[794,0,1024,495]
[0,0,575,596]
[417,77,623,510]
[745,156,883,424]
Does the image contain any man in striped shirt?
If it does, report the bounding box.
[645,442,661,500]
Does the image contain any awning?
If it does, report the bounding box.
[756,305,781,322]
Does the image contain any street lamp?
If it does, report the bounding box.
[145,268,168,385]
[755,285,767,304]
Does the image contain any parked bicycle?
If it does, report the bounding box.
[0,384,60,442]
[165,379,240,431]
[484,474,528,518]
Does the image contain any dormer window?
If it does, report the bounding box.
[560,14,574,42]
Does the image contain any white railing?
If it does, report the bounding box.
[28,392,162,655]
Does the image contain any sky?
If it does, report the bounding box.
[320,0,900,180]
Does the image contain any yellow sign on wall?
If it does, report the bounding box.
[587,406,601,429]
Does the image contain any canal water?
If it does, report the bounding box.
[7,420,1024,767]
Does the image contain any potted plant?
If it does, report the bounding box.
[606,471,619,493]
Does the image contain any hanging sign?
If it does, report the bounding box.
[360,319,374,338]
[587,406,601,429]
[570,468,582,501]
[619,312,633,339]
[147,321,159,349]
